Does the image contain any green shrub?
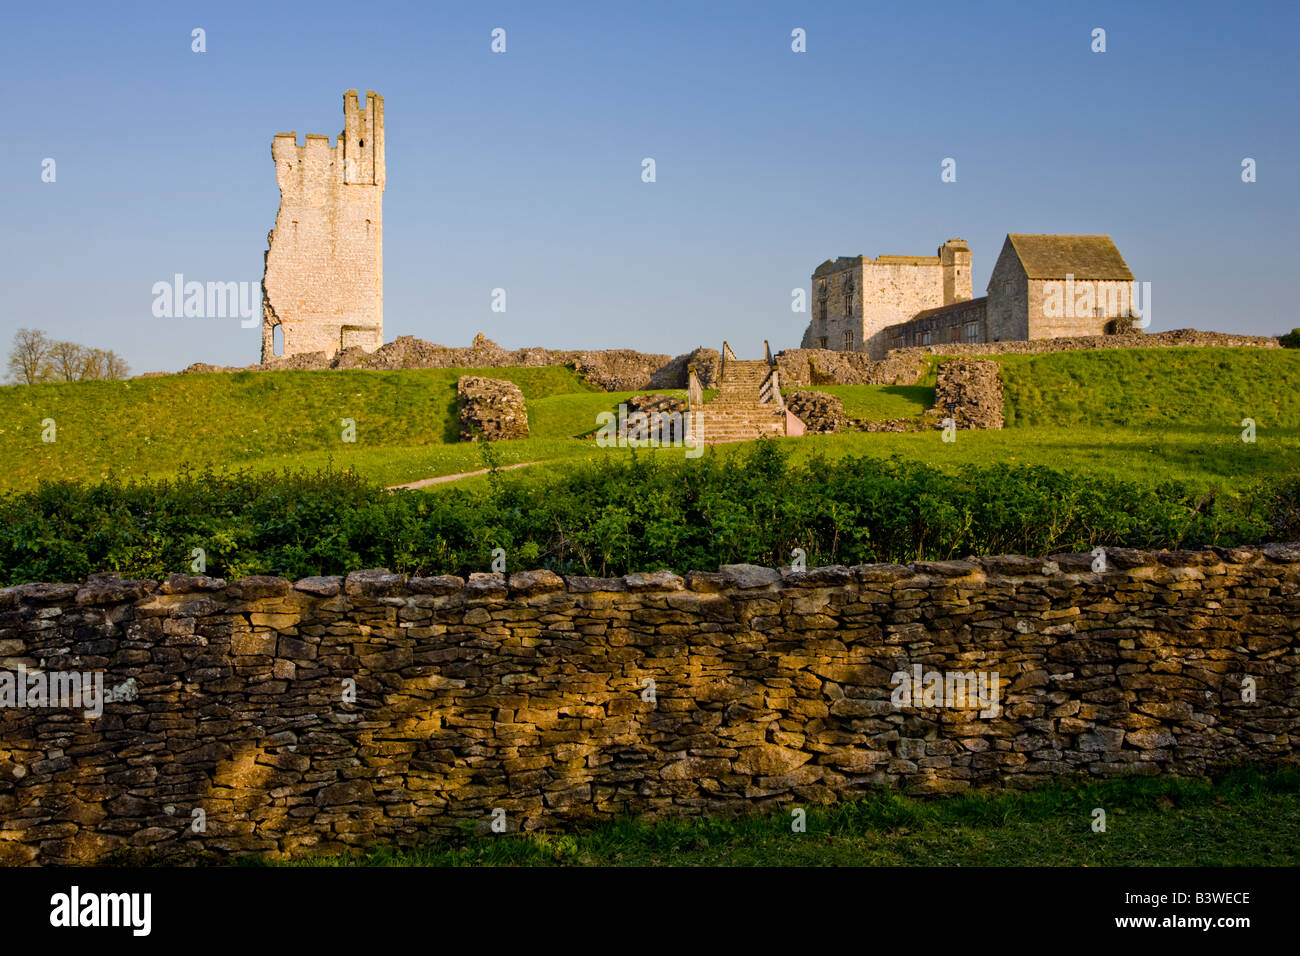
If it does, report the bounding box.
[0,445,1290,587]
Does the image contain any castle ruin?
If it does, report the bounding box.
[802,240,972,359]
[261,90,385,363]
[802,235,1138,359]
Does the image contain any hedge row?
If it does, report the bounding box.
[1,443,1296,586]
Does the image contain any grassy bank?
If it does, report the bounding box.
[3,347,1299,493]
[0,366,599,490]
[996,347,1300,428]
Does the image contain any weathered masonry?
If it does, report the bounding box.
[261,90,385,363]
[803,234,1140,358]
[1,546,1297,864]
[803,240,973,359]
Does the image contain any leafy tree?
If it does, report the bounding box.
[1280,328,1300,349]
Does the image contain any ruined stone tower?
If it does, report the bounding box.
[261,90,385,363]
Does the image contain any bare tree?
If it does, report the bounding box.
[48,340,91,382]
[102,350,129,380]
[81,348,107,380]
[6,330,129,384]
[7,328,52,385]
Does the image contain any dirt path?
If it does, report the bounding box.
[386,461,540,490]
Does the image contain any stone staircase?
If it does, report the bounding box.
[688,342,790,445]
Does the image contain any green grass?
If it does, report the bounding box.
[259,766,1300,867]
[228,441,614,488]
[787,384,936,421]
[791,348,1300,430]
[5,347,1299,494]
[412,422,1300,501]
[997,347,1300,428]
[527,389,690,439]
[705,425,1300,491]
[0,366,599,490]
[754,348,1300,494]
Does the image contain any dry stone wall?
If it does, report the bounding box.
[269,334,673,392]
[191,334,681,393]
[777,332,1279,389]
[893,328,1280,359]
[457,376,529,441]
[932,360,1004,429]
[2,546,1298,864]
[784,391,847,434]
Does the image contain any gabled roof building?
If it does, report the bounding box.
[801,234,1139,358]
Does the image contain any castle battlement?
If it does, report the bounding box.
[874,255,942,266]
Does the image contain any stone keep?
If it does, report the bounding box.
[261,90,385,363]
[803,240,972,359]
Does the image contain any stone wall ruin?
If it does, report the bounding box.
[2,545,1297,864]
[261,91,385,364]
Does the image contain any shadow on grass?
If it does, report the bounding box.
[246,764,1300,868]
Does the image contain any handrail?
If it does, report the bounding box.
[758,368,785,409]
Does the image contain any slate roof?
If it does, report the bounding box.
[1006,234,1133,281]
[911,296,989,321]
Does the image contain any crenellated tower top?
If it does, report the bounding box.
[342,90,385,188]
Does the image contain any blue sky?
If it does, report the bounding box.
[3,0,1297,372]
